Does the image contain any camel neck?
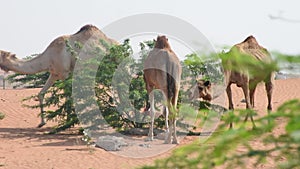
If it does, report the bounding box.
[6,55,49,74]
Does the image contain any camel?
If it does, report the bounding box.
[188,79,212,101]
[221,35,275,127]
[143,35,182,144]
[0,24,117,127]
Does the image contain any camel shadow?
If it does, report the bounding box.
[0,127,85,147]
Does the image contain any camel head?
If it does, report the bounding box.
[0,50,17,72]
[154,35,172,50]
[188,79,212,101]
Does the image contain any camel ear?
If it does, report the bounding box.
[204,80,211,87]
[10,54,17,60]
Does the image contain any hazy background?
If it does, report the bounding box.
[0,0,299,58]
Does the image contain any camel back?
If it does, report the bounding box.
[235,35,271,62]
[222,35,274,81]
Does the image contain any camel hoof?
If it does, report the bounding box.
[37,122,46,128]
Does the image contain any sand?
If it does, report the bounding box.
[0,78,300,169]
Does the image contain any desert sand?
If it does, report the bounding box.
[0,78,300,169]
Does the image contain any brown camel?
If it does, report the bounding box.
[143,35,182,144]
[0,24,117,127]
[221,35,275,127]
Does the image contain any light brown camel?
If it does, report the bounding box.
[0,24,116,127]
[143,35,182,144]
[188,79,212,101]
[221,35,275,127]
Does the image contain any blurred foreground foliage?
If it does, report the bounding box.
[141,99,300,169]
[140,52,300,168]
[0,112,5,120]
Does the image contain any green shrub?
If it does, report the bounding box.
[6,38,215,134]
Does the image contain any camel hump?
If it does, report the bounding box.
[240,35,260,49]
[243,35,257,43]
[234,35,271,61]
[74,24,99,34]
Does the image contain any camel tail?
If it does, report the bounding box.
[166,65,176,105]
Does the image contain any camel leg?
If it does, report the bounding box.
[171,85,180,144]
[242,83,252,124]
[265,81,273,110]
[226,84,234,110]
[171,119,178,144]
[164,106,171,144]
[265,79,273,129]
[242,83,251,109]
[147,91,155,141]
[249,83,257,108]
[168,119,174,144]
[161,88,171,144]
[249,110,256,129]
[249,84,257,129]
[37,74,57,128]
[226,84,234,128]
